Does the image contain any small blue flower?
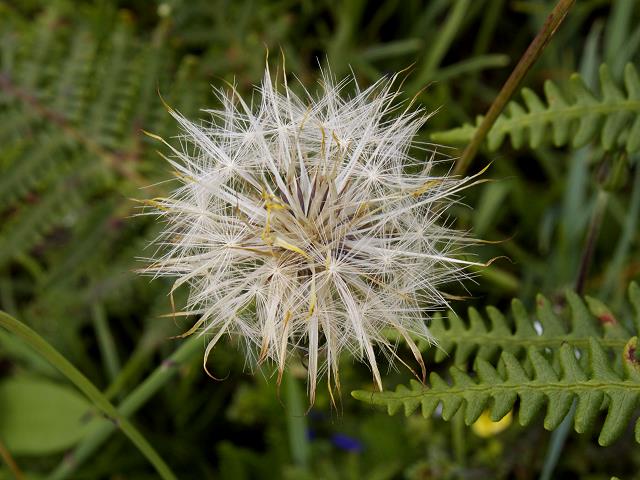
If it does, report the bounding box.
[331,433,363,453]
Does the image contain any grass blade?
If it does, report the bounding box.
[0,311,177,480]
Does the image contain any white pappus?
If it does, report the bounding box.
[142,64,486,403]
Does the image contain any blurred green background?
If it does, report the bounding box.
[0,0,639,478]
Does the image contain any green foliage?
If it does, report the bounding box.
[0,310,177,479]
[425,285,637,365]
[0,1,639,479]
[0,376,107,455]
[433,63,640,153]
[353,336,640,446]
[0,4,211,361]
[355,286,640,446]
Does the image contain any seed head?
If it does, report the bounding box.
[143,66,483,402]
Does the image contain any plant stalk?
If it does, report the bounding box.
[47,333,203,479]
[454,0,575,176]
[0,311,178,480]
[0,438,25,480]
[539,401,577,480]
[285,372,310,469]
[91,304,121,382]
[452,411,466,468]
[575,189,609,295]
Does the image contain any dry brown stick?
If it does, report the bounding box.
[454,0,575,176]
[0,438,25,480]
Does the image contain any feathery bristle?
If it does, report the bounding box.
[142,66,482,403]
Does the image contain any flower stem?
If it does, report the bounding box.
[0,311,178,480]
[0,438,25,480]
[454,0,575,176]
[91,304,121,382]
[575,189,609,295]
[47,333,203,480]
[539,401,577,480]
[452,411,466,468]
[413,0,471,87]
[284,372,310,469]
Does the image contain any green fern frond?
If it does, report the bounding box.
[0,161,107,268]
[0,6,210,279]
[0,7,216,360]
[353,336,640,446]
[0,137,72,208]
[421,286,637,365]
[432,63,640,153]
[361,286,640,445]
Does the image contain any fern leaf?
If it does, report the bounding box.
[353,337,640,445]
[51,29,97,124]
[432,63,640,153]
[417,286,637,365]
[0,163,99,268]
[0,6,213,280]
[0,136,70,208]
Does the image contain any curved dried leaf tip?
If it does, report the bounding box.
[140,64,483,403]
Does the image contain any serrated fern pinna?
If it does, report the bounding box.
[432,64,640,153]
[355,283,640,445]
[0,6,209,360]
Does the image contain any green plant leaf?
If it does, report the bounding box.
[0,311,177,480]
[363,285,640,446]
[0,376,107,455]
[353,338,640,446]
[408,285,638,365]
[432,63,640,153]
